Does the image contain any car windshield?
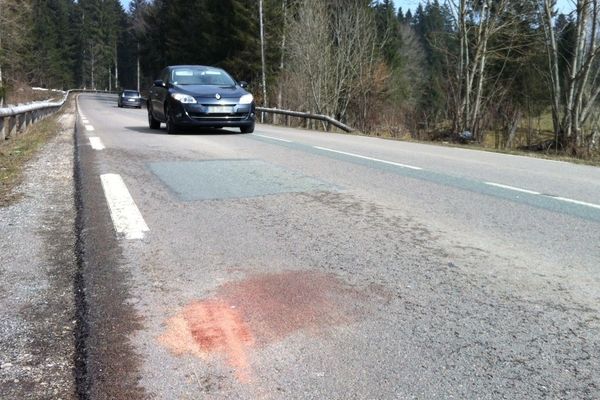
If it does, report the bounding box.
[171,67,236,86]
[123,91,139,97]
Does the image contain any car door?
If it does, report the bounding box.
[150,68,169,121]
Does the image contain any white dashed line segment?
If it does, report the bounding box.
[100,174,149,240]
[85,124,95,132]
[485,181,600,210]
[552,196,600,210]
[89,137,105,151]
[484,182,541,195]
[313,146,422,170]
[253,134,292,143]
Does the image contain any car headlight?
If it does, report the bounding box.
[239,94,254,104]
[171,93,197,104]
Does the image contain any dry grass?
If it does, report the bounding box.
[0,116,62,206]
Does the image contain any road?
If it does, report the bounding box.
[75,93,600,399]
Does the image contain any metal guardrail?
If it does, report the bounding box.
[0,90,115,141]
[256,107,355,133]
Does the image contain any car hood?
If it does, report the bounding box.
[173,85,248,99]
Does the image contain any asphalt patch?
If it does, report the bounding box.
[149,160,333,200]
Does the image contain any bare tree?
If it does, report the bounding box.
[259,0,267,120]
[540,0,600,153]
[286,0,380,129]
[129,0,149,92]
[447,0,513,140]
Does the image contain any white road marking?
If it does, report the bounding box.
[314,146,422,170]
[484,182,541,195]
[485,181,600,210]
[85,124,95,132]
[552,196,600,210]
[89,137,105,151]
[253,134,292,143]
[100,174,149,240]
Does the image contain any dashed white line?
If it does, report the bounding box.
[486,181,600,210]
[253,134,292,143]
[313,146,422,170]
[100,174,149,240]
[89,137,105,150]
[484,182,541,195]
[552,196,600,210]
[85,124,95,132]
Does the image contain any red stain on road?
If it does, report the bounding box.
[159,271,364,382]
[159,300,254,382]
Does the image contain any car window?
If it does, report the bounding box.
[123,91,139,97]
[171,67,235,86]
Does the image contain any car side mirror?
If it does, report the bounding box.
[154,79,165,87]
[239,81,248,89]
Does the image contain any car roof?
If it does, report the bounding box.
[168,65,219,70]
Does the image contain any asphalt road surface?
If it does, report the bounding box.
[75,93,600,399]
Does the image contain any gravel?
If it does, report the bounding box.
[0,111,77,399]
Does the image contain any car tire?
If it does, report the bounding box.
[148,106,160,129]
[240,124,255,134]
[166,109,179,135]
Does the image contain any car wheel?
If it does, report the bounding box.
[166,110,179,135]
[148,106,160,129]
[240,124,255,134]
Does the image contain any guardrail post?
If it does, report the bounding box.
[24,111,31,131]
[16,113,23,136]
[8,115,16,138]
[0,116,5,140]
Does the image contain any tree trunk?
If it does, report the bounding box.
[506,110,522,149]
[114,52,119,89]
[136,43,141,92]
[259,0,267,122]
[276,0,287,124]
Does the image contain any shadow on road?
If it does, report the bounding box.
[124,126,241,136]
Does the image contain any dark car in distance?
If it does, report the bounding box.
[118,90,142,108]
[147,65,255,134]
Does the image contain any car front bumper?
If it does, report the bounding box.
[121,98,142,107]
[170,101,256,128]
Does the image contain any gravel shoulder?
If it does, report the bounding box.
[0,106,77,399]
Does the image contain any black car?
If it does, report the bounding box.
[147,65,255,134]
[118,89,142,108]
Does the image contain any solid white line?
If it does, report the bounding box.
[253,134,292,143]
[552,196,600,210]
[100,174,149,240]
[85,124,95,132]
[89,137,105,151]
[484,182,541,195]
[313,146,422,170]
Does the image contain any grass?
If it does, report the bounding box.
[0,116,61,206]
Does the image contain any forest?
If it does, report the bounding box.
[0,0,599,157]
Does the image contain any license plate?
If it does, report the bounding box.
[207,106,233,114]
[128,98,136,101]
